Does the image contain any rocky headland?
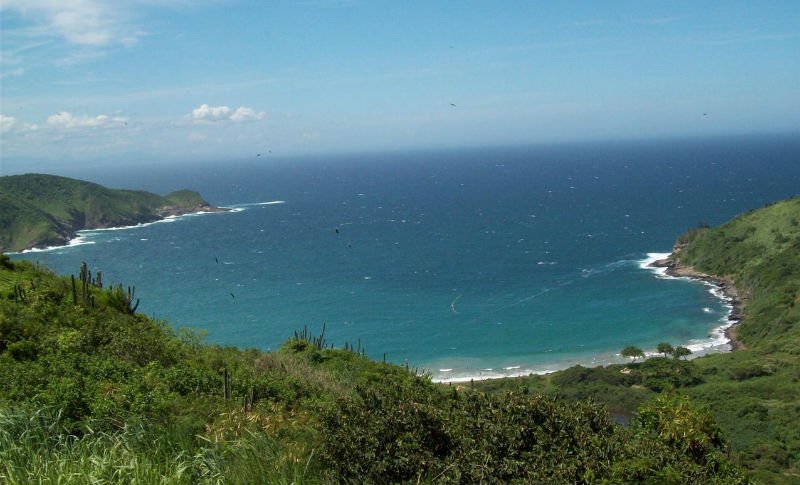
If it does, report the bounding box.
[650,245,745,350]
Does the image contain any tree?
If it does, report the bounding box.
[621,345,645,363]
[673,346,692,360]
[656,342,674,358]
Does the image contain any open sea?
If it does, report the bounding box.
[13,135,800,381]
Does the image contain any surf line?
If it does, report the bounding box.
[451,295,462,315]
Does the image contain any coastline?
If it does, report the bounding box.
[431,252,745,384]
[648,252,745,351]
[15,204,231,254]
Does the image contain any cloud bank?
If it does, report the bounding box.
[1,0,142,47]
[190,104,265,123]
[46,111,128,129]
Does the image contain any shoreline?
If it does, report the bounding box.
[431,252,745,384]
[648,252,745,351]
[14,205,231,254]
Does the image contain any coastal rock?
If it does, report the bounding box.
[649,250,745,351]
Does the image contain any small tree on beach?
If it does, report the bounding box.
[673,346,692,360]
[657,342,674,358]
[621,345,645,363]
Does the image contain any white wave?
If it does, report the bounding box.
[641,250,737,354]
[230,200,286,209]
[439,368,453,372]
[78,218,177,234]
[503,365,521,370]
[19,234,96,254]
[638,252,672,278]
[581,257,642,279]
[432,366,555,384]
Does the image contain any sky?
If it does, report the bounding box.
[1,0,799,173]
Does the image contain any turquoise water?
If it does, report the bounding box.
[15,135,800,381]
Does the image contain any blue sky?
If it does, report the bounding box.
[1,1,798,172]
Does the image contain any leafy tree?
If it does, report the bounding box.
[656,342,674,358]
[673,346,692,360]
[621,345,645,363]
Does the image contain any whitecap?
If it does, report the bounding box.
[641,251,738,354]
[19,235,96,254]
[638,252,672,278]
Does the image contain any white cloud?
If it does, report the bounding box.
[191,104,231,122]
[0,115,18,133]
[230,106,266,122]
[190,104,265,123]
[46,111,128,129]
[1,0,141,48]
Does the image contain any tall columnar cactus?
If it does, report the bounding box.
[222,368,232,401]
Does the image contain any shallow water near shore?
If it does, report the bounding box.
[14,136,800,381]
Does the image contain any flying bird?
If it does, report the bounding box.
[450,103,456,107]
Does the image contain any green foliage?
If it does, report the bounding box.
[0,174,212,252]
[163,189,208,208]
[0,259,751,483]
[621,345,645,362]
[673,345,692,360]
[319,385,749,484]
[658,341,675,357]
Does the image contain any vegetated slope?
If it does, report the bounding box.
[0,174,214,252]
[676,196,800,348]
[475,196,800,483]
[0,256,749,484]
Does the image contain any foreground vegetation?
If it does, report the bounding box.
[0,174,212,252]
[0,253,749,483]
[475,197,800,483]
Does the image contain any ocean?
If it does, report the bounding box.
[14,134,800,382]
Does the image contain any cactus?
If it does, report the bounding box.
[12,283,26,303]
[222,368,232,401]
[71,275,77,305]
[126,286,139,314]
[292,323,327,350]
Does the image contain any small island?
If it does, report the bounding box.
[0,174,227,253]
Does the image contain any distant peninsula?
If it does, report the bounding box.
[0,173,227,252]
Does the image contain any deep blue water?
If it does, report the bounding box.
[15,135,800,381]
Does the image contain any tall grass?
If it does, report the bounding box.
[0,407,316,484]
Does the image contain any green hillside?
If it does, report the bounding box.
[676,197,800,348]
[475,197,800,483]
[4,194,798,483]
[0,174,214,252]
[0,256,749,484]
